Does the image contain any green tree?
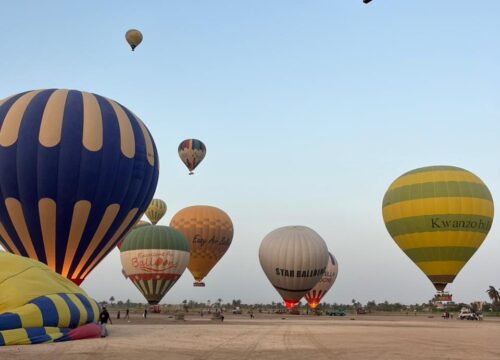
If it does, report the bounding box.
[486,286,499,303]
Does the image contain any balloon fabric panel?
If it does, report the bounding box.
[0,89,159,285]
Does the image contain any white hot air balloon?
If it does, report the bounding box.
[304,252,338,310]
[259,226,329,309]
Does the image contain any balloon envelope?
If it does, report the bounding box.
[170,205,233,286]
[304,252,338,309]
[0,252,100,346]
[259,226,329,308]
[178,139,206,174]
[116,219,151,250]
[145,198,167,225]
[120,225,190,304]
[125,29,143,51]
[0,89,159,285]
[382,165,494,291]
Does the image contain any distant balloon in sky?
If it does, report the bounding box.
[382,165,494,292]
[305,252,338,310]
[145,198,167,225]
[0,89,159,285]
[178,139,206,175]
[259,226,329,309]
[170,205,233,286]
[363,0,373,4]
[126,29,143,51]
[120,225,190,304]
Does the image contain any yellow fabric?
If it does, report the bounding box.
[0,252,87,312]
[383,197,493,222]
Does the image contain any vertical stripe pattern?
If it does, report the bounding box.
[145,198,167,225]
[120,225,190,304]
[305,252,339,309]
[0,89,159,285]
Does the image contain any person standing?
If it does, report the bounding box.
[99,306,112,337]
[144,308,148,319]
[125,308,130,321]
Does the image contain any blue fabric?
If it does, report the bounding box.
[0,313,22,331]
[74,293,94,323]
[30,296,58,326]
[0,89,159,282]
[58,294,80,328]
[25,327,51,344]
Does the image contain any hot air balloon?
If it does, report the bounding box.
[120,225,190,304]
[178,139,206,175]
[0,252,101,346]
[125,29,143,51]
[116,220,151,250]
[0,89,159,285]
[259,226,329,309]
[304,252,338,310]
[170,205,233,286]
[382,165,494,293]
[145,198,167,225]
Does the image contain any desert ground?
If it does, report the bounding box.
[1,313,499,360]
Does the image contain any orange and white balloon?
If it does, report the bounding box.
[304,252,338,309]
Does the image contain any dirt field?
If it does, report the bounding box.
[1,313,499,359]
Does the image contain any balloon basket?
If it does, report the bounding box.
[193,282,205,287]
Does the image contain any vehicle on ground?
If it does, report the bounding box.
[458,307,482,320]
[326,309,346,316]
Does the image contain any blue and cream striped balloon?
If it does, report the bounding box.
[0,89,159,285]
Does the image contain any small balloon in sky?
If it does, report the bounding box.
[146,198,167,225]
[178,139,206,175]
[126,29,143,51]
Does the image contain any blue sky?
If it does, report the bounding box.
[1,1,500,305]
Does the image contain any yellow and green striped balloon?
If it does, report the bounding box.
[382,166,494,292]
[145,199,167,225]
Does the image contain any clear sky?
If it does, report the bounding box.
[1,1,499,306]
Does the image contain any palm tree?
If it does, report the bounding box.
[486,286,499,303]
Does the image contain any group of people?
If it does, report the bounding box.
[441,311,454,319]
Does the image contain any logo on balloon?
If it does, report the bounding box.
[192,234,232,247]
[131,251,178,272]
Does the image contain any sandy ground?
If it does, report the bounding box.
[1,313,500,360]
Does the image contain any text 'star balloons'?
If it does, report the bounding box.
[178,139,206,175]
[170,205,233,286]
[259,226,329,309]
[125,29,143,51]
[145,198,167,225]
[304,252,338,310]
[120,225,190,304]
[382,165,494,292]
[0,89,159,285]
